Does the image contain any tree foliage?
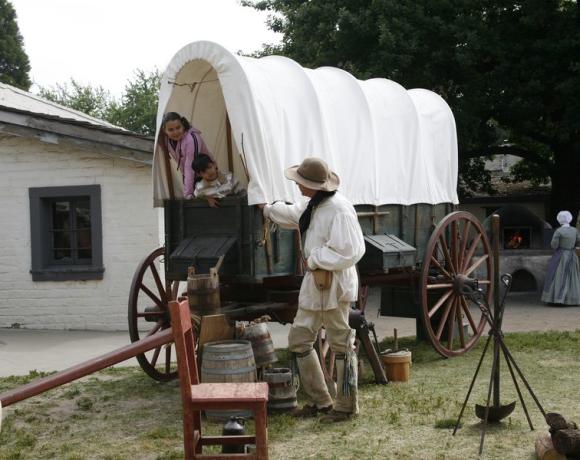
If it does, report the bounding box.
[0,0,31,90]
[107,70,160,137]
[37,69,160,136]
[37,80,113,121]
[245,0,580,222]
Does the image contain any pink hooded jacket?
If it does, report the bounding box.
[166,127,212,199]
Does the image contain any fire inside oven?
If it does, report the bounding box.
[503,226,531,250]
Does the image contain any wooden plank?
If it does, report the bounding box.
[0,329,174,407]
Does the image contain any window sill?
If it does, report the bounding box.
[30,266,105,281]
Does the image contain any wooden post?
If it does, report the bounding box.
[356,207,390,234]
[163,148,175,200]
[491,214,501,407]
[226,114,234,174]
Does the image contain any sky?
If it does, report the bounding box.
[10,0,281,97]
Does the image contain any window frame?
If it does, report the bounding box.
[29,185,104,281]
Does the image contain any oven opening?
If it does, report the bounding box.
[503,226,531,250]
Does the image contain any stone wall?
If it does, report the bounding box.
[499,250,552,293]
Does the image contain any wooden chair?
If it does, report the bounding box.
[169,300,269,460]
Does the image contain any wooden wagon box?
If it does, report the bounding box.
[359,234,417,273]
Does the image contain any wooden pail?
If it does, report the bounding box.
[187,266,221,316]
[201,340,257,420]
[381,350,412,382]
[263,368,297,413]
[240,323,278,368]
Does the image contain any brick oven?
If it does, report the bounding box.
[483,205,553,292]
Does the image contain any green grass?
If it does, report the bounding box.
[1,330,579,459]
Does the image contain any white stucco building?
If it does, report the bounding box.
[0,83,159,330]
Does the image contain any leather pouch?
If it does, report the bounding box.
[312,269,333,290]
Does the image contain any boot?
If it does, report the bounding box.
[290,403,332,418]
[292,349,333,417]
[320,354,359,423]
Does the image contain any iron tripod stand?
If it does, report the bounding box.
[452,273,547,455]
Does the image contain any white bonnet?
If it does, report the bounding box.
[556,210,573,225]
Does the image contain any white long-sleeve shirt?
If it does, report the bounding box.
[264,192,366,310]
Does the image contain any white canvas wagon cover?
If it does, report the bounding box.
[153,41,458,207]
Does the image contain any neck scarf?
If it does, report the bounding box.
[299,191,336,235]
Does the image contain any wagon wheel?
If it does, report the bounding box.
[316,328,335,382]
[316,329,365,382]
[316,278,368,380]
[128,247,180,381]
[421,211,493,358]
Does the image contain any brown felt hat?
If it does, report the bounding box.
[284,157,340,192]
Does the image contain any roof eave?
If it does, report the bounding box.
[0,105,154,162]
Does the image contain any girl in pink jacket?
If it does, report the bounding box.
[158,112,213,199]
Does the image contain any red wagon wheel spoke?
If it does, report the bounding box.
[451,221,459,270]
[435,297,455,340]
[428,289,453,318]
[149,262,167,303]
[446,298,457,351]
[128,247,178,381]
[460,297,478,335]
[456,299,466,348]
[460,233,482,273]
[139,284,165,311]
[438,235,456,274]
[458,221,472,267]
[151,347,161,367]
[464,254,489,277]
[421,212,493,358]
[316,329,335,382]
[146,320,163,337]
[430,256,452,279]
[165,345,172,374]
[427,283,454,290]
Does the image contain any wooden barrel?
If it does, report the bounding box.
[240,323,278,368]
[263,368,297,412]
[201,340,256,420]
[187,266,220,316]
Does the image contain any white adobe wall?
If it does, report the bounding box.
[0,134,160,330]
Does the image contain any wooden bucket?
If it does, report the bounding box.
[187,266,220,316]
[240,323,278,368]
[381,350,412,382]
[201,340,257,420]
[263,368,297,413]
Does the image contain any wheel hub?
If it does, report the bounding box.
[453,274,479,296]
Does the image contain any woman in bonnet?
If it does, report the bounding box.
[541,210,580,305]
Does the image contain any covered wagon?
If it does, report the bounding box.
[129,41,493,381]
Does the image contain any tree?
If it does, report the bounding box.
[244,0,580,224]
[0,0,31,90]
[37,69,160,136]
[107,69,161,136]
[37,80,114,121]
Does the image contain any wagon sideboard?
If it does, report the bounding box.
[163,195,454,284]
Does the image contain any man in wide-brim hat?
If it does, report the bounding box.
[258,157,365,422]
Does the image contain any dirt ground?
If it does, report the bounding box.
[1,290,579,377]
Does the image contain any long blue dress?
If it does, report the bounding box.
[541,226,580,305]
